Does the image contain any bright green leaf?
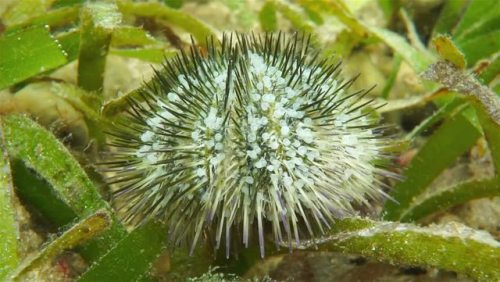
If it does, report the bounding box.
[0,121,19,281]
[11,159,78,227]
[2,115,127,261]
[164,0,184,9]
[77,220,167,282]
[110,48,177,63]
[57,30,81,62]
[0,26,67,90]
[405,96,465,140]
[383,111,482,220]
[259,1,278,32]
[111,26,161,47]
[401,177,500,222]
[432,0,468,37]
[3,115,106,215]
[5,6,80,33]
[453,0,499,42]
[432,34,466,69]
[456,30,500,67]
[51,0,86,9]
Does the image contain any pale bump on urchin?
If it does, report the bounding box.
[102,33,397,258]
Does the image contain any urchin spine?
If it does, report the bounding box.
[104,33,394,258]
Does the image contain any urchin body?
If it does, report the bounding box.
[105,34,392,257]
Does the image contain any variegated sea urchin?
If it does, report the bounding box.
[104,33,394,257]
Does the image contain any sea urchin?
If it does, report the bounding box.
[103,33,394,257]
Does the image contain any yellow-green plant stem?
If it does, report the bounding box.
[298,218,500,281]
[77,2,121,97]
[10,210,111,281]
